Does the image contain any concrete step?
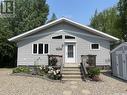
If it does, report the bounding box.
[62,64,82,81]
[63,68,80,71]
[62,75,82,78]
[64,64,80,68]
[63,67,80,69]
[62,71,81,75]
[62,78,82,81]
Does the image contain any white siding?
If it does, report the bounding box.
[17,22,111,66]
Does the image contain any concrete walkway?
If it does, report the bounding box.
[63,81,91,95]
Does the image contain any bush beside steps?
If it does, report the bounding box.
[13,66,101,81]
[12,65,62,80]
[87,67,101,81]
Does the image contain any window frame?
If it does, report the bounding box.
[52,35,62,39]
[65,35,75,39]
[44,44,48,54]
[32,43,49,54]
[90,43,100,50]
[32,44,38,54]
[38,43,43,54]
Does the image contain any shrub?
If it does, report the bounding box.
[37,65,49,76]
[48,67,61,80]
[13,66,30,73]
[49,57,58,66]
[88,67,100,78]
[48,73,61,80]
[31,65,49,76]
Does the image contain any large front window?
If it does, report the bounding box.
[32,43,49,54]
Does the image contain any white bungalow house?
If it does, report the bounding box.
[9,18,119,80]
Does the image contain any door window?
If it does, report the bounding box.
[68,45,74,58]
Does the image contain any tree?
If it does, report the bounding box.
[0,18,16,67]
[46,13,57,23]
[118,0,127,41]
[90,7,122,39]
[10,0,49,35]
[0,0,49,67]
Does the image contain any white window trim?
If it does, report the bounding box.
[32,43,49,55]
[38,43,44,54]
[90,43,100,50]
[44,44,49,54]
[32,44,38,54]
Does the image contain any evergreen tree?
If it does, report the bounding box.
[118,0,127,41]
[0,0,49,67]
[10,0,49,35]
[47,13,57,23]
[90,7,122,39]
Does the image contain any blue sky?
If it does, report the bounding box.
[47,0,119,25]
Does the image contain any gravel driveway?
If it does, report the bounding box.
[0,69,127,95]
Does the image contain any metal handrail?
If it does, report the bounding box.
[81,62,88,81]
[83,62,88,74]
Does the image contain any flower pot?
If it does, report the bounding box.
[92,75,101,81]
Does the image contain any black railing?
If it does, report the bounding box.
[80,62,88,81]
[81,55,96,81]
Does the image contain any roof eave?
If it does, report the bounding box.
[63,18,120,41]
[8,17,120,42]
[8,18,65,42]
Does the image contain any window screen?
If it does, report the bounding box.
[33,44,37,53]
[91,44,99,49]
[39,44,43,54]
[45,44,48,53]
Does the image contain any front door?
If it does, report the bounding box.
[65,43,76,63]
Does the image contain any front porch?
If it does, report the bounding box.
[48,55,96,80]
